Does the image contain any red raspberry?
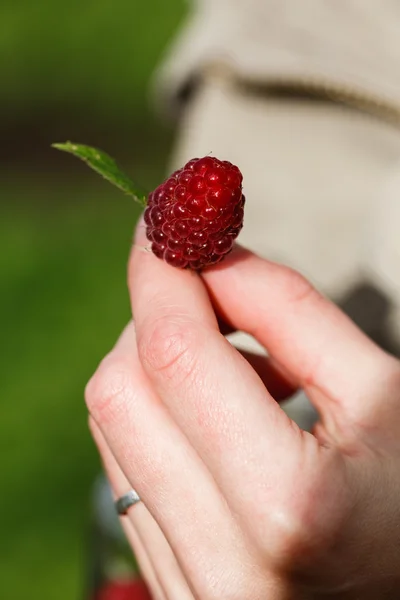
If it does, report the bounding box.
[144,156,245,270]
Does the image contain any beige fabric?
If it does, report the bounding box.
[155,0,400,119]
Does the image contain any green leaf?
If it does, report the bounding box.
[52,142,147,206]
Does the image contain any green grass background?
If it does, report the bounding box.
[0,2,186,598]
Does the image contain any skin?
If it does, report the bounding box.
[86,217,400,599]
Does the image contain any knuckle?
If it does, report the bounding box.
[249,499,323,574]
[256,454,350,571]
[279,266,318,308]
[85,358,132,423]
[265,504,313,567]
[138,317,199,385]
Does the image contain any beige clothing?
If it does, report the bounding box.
[155,0,400,120]
[152,1,400,427]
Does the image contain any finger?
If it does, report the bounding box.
[86,323,256,600]
[90,416,191,600]
[202,245,400,422]
[122,520,166,600]
[129,224,305,538]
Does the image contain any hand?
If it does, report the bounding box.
[86,219,400,599]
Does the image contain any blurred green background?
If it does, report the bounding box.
[1,1,186,598]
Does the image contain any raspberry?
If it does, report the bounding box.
[144,156,245,270]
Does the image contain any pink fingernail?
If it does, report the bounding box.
[134,213,147,245]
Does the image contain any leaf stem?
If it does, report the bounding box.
[52,142,147,206]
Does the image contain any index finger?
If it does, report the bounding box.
[128,219,304,530]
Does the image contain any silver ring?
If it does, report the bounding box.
[115,489,141,515]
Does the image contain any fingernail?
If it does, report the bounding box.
[134,213,147,245]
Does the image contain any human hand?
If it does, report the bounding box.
[86,219,400,599]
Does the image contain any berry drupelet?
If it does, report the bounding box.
[144,156,245,270]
